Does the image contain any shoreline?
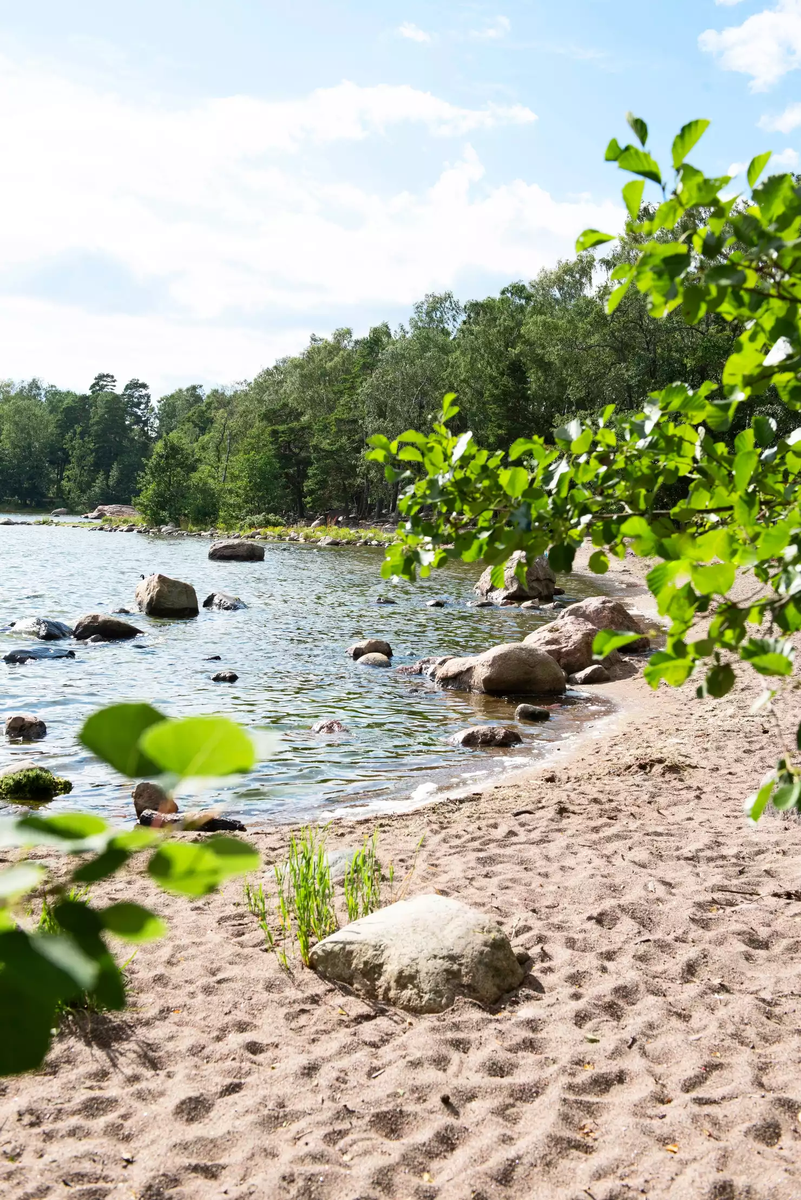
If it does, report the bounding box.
[3,549,801,1199]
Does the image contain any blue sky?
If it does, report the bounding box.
[0,0,799,396]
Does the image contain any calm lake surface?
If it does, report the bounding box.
[1,519,613,824]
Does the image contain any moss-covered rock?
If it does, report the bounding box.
[0,767,73,801]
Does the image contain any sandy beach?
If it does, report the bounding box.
[2,551,800,1200]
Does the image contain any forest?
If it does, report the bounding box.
[0,232,741,526]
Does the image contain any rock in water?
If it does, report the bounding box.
[132,781,178,818]
[211,670,239,682]
[0,765,72,801]
[427,599,446,607]
[433,643,565,696]
[137,809,246,832]
[515,704,550,722]
[357,653,391,668]
[311,719,349,734]
[474,551,556,605]
[135,574,199,618]
[569,663,611,685]
[347,639,393,660]
[448,725,523,748]
[72,614,142,641]
[208,540,265,562]
[3,646,76,664]
[10,617,72,640]
[5,714,47,740]
[309,894,524,1013]
[202,592,247,611]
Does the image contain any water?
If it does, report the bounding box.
[0,519,613,824]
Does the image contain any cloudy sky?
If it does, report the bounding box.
[1,0,800,396]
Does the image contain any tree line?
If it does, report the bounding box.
[0,233,740,525]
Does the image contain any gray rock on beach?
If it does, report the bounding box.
[10,617,72,640]
[135,573,199,618]
[202,592,247,611]
[347,639,392,660]
[474,550,556,605]
[5,714,47,740]
[132,781,178,818]
[208,540,265,562]
[448,725,523,748]
[523,596,649,676]
[569,663,611,685]
[72,614,142,641]
[432,643,566,696]
[309,893,525,1013]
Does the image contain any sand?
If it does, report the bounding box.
[2,552,800,1200]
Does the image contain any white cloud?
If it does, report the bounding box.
[759,100,801,130]
[773,146,799,165]
[396,22,431,44]
[470,16,511,40]
[0,54,621,393]
[699,1,801,91]
[727,161,747,175]
[715,0,748,6]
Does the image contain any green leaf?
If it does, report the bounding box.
[607,276,632,314]
[745,652,793,677]
[140,716,256,778]
[605,137,623,162]
[397,446,423,462]
[71,847,131,885]
[733,449,759,491]
[80,703,166,778]
[148,837,259,897]
[622,179,645,220]
[771,780,801,811]
[592,631,641,658]
[626,112,648,147]
[617,146,661,185]
[0,813,109,850]
[671,119,709,169]
[745,777,776,822]
[548,543,576,573]
[753,414,776,447]
[0,863,45,900]
[588,550,609,575]
[747,151,772,189]
[701,664,736,698]
[689,563,735,595]
[100,903,166,943]
[500,466,529,498]
[575,229,614,253]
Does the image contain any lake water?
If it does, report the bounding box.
[0,519,613,824]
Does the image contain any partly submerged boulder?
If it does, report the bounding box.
[208,540,264,562]
[72,614,142,641]
[5,714,47,740]
[347,639,392,660]
[432,643,565,696]
[474,551,556,605]
[10,617,72,640]
[357,652,391,668]
[3,646,76,664]
[309,893,525,1013]
[50,508,68,516]
[135,574,198,618]
[311,719,349,734]
[515,704,550,723]
[211,670,239,682]
[448,725,523,749]
[0,764,72,801]
[202,592,247,611]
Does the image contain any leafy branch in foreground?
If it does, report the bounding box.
[369,115,801,820]
[0,704,259,1076]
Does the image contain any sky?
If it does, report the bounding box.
[1,0,801,398]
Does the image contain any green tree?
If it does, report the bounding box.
[136,433,197,524]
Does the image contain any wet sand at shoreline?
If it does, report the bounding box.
[2,549,800,1200]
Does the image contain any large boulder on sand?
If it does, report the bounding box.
[135,574,198,618]
[309,894,525,1013]
[208,540,264,562]
[72,614,142,641]
[432,643,565,696]
[347,638,392,660]
[474,551,556,604]
[448,725,523,748]
[523,597,649,676]
[132,781,178,818]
